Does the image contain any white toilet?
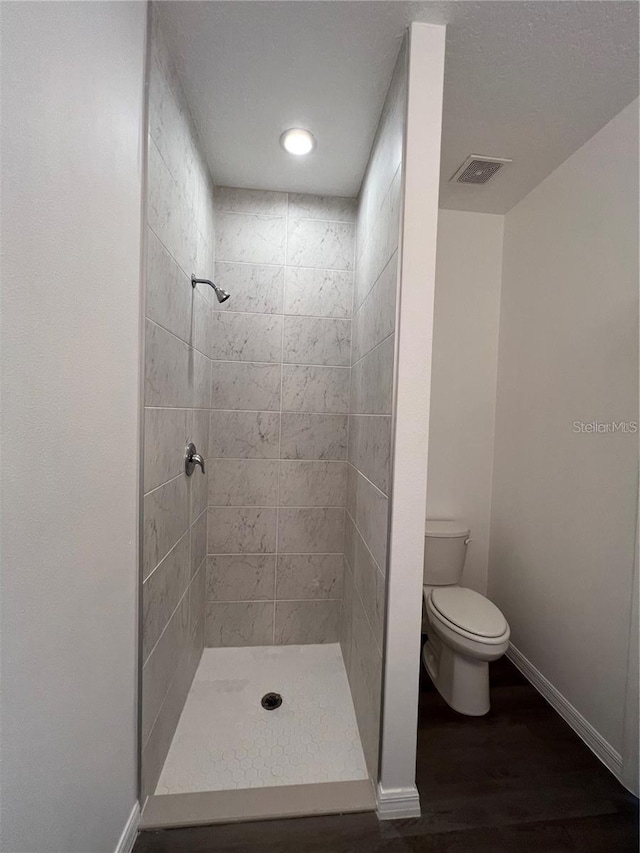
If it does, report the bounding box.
[422,520,510,716]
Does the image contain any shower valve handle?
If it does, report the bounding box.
[185,442,205,476]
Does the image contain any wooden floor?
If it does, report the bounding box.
[134,656,638,853]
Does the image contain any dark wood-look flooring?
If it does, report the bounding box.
[134,655,638,852]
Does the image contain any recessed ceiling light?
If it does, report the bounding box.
[280,128,316,156]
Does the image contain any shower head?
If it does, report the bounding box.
[191,275,230,303]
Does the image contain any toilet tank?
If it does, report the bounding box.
[424,520,471,585]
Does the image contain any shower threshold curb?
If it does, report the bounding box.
[140,778,375,829]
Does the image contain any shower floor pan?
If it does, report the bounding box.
[142,643,373,828]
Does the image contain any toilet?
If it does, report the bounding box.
[422,520,510,716]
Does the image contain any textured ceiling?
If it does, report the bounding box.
[159,1,638,213]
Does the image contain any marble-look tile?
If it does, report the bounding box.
[148,49,188,189]
[211,313,282,363]
[350,334,394,415]
[145,320,210,410]
[348,592,382,776]
[206,555,275,602]
[281,365,350,413]
[348,415,391,495]
[211,361,281,411]
[140,610,202,796]
[146,229,192,344]
[386,166,403,263]
[280,413,348,460]
[283,317,351,367]
[354,471,388,573]
[208,459,279,506]
[205,602,274,647]
[192,289,213,358]
[145,319,190,408]
[215,187,287,217]
[188,408,210,461]
[340,560,355,674]
[188,464,208,523]
[144,408,188,493]
[147,139,195,278]
[284,268,353,319]
[346,462,358,522]
[353,528,386,651]
[214,263,284,314]
[279,461,346,507]
[190,509,207,576]
[344,512,356,572]
[188,561,206,635]
[276,554,343,600]
[143,474,189,580]
[352,252,397,363]
[194,233,215,306]
[192,348,212,411]
[287,194,357,222]
[287,219,355,271]
[275,601,340,644]
[142,533,190,662]
[207,506,277,554]
[142,593,190,745]
[216,211,286,265]
[278,508,345,554]
[209,410,280,459]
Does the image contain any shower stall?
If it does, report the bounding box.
[140,4,442,826]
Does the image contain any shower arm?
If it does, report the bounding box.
[191,274,230,304]
[191,275,214,289]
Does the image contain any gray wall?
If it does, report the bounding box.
[206,187,356,646]
[0,2,146,850]
[141,8,216,797]
[341,45,407,776]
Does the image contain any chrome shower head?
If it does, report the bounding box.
[191,275,230,303]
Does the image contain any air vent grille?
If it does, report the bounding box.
[450,155,512,185]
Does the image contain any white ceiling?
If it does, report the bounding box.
[159,1,638,214]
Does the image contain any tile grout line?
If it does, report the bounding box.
[216,256,353,273]
[214,205,356,226]
[272,193,290,644]
[212,308,352,321]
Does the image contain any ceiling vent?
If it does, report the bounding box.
[450,155,512,185]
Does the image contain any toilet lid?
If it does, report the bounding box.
[430,587,507,638]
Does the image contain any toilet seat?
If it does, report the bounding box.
[426,587,509,645]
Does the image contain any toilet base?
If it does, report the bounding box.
[422,637,490,716]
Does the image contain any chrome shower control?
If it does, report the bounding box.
[185,442,205,476]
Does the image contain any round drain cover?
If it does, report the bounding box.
[261,692,282,710]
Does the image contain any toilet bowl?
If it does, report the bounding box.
[423,585,509,715]
[422,521,510,716]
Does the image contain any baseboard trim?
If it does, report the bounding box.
[507,644,623,782]
[376,784,421,820]
[114,802,140,853]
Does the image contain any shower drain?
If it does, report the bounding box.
[261,692,283,710]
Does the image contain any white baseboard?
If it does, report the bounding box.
[114,802,140,853]
[507,644,623,782]
[376,784,421,820]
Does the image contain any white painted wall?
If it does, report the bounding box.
[427,211,504,594]
[379,22,445,818]
[0,3,147,851]
[489,100,639,780]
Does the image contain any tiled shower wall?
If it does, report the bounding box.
[341,42,407,776]
[206,188,356,647]
[141,8,215,796]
